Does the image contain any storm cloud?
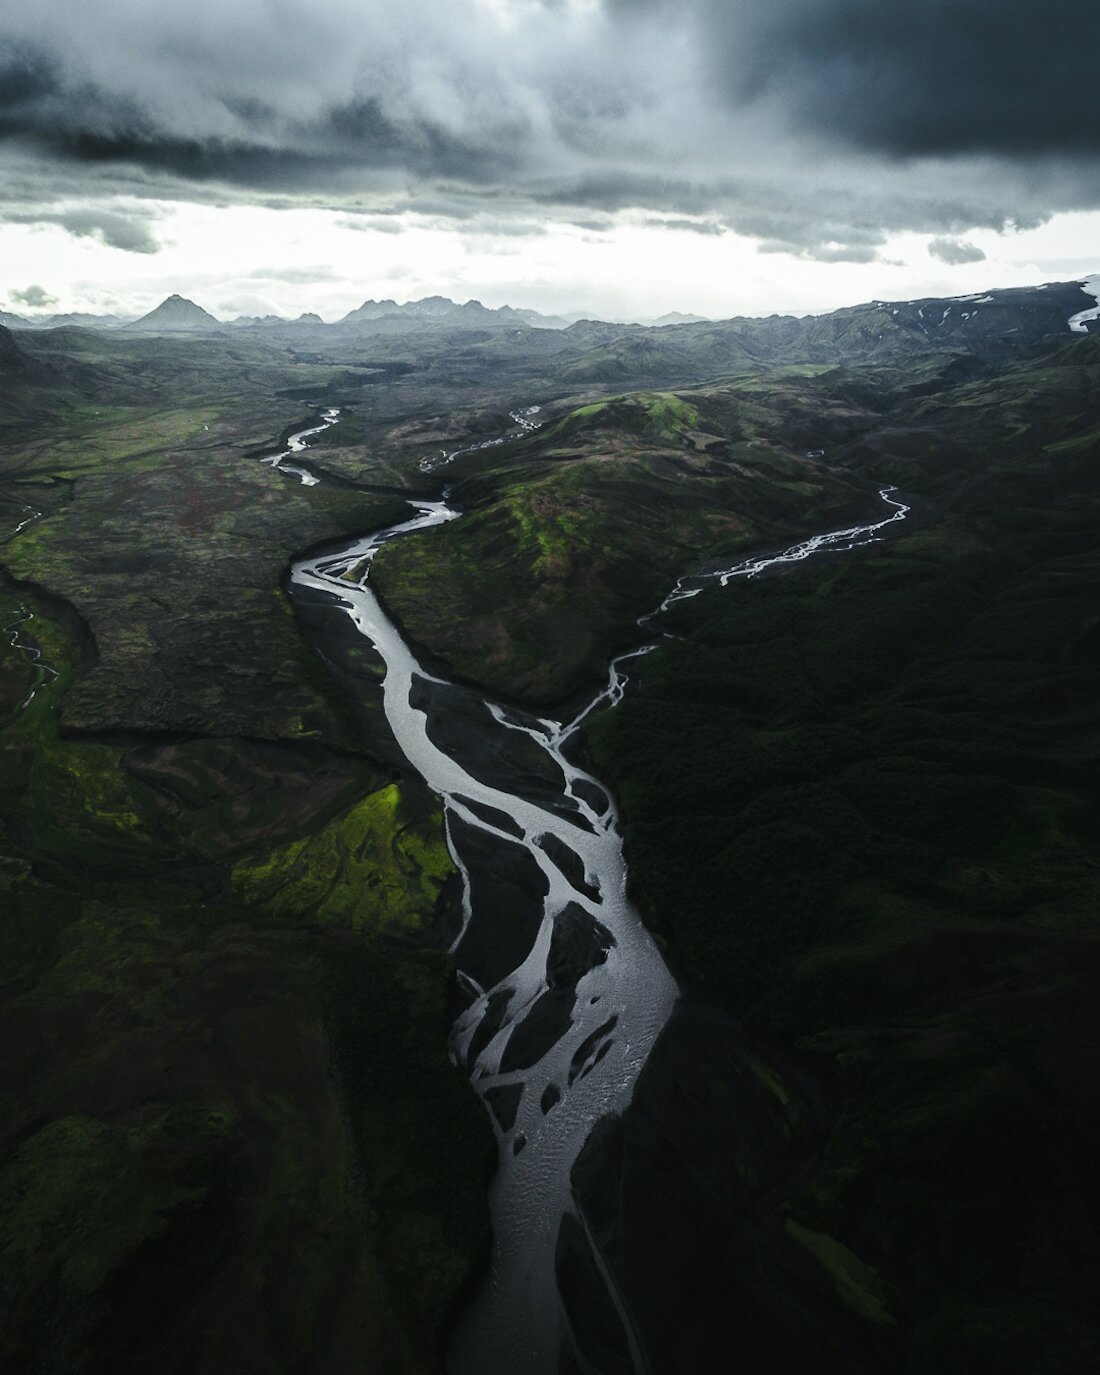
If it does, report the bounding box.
[11,283,56,307]
[2,204,160,253]
[0,0,1097,258]
[929,237,988,266]
[695,0,1100,158]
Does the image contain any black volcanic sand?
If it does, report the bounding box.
[498,904,614,1073]
[546,902,614,988]
[0,417,409,743]
[484,1083,525,1133]
[284,575,408,769]
[462,985,515,1070]
[453,792,525,839]
[449,813,548,990]
[410,672,581,816]
[567,1016,618,1087]
[537,832,601,901]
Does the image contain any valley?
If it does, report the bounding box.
[1,282,1098,1374]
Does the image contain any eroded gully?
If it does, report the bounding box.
[270,408,910,1372]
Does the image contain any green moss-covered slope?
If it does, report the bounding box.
[373,381,880,703]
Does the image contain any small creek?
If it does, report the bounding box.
[2,506,59,713]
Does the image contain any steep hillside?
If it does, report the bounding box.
[371,363,943,703]
[552,281,1098,387]
[580,337,1100,1374]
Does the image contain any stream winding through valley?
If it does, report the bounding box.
[2,506,59,714]
[269,409,910,1371]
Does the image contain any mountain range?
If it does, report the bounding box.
[3,282,1097,352]
[0,295,572,333]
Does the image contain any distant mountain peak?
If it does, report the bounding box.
[129,295,221,332]
[338,295,567,330]
[652,311,711,326]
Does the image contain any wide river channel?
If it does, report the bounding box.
[269,410,909,1372]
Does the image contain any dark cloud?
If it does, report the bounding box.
[929,237,987,265]
[757,239,882,264]
[0,42,53,114]
[11,283,55,306]
[703,0,1100,158]
[725,211,890,261]
[0,1,1098,258]
[0,27,522,195]
[3,206,159,252]
[641,217,726,235]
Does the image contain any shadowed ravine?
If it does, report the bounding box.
[265,409,911,1372]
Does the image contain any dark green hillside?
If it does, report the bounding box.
[0,340,495,1374]
[0,588,494,1375]
[372,380,886,703]
[583,339,1100,1372]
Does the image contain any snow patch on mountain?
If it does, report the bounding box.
[1068,276,1100,334]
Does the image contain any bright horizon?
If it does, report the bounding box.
[3,203,1098,326]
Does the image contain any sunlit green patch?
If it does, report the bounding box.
[5,406,225,479]
[231,783,454,934]
[638,391,701,435]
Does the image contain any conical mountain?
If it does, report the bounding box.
[128,294,221,333]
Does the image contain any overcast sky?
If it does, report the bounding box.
[1,0,1097,320]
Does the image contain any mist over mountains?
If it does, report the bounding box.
[3,278,1097,354]
[4,281,1095,392]
[0,294,589,333]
